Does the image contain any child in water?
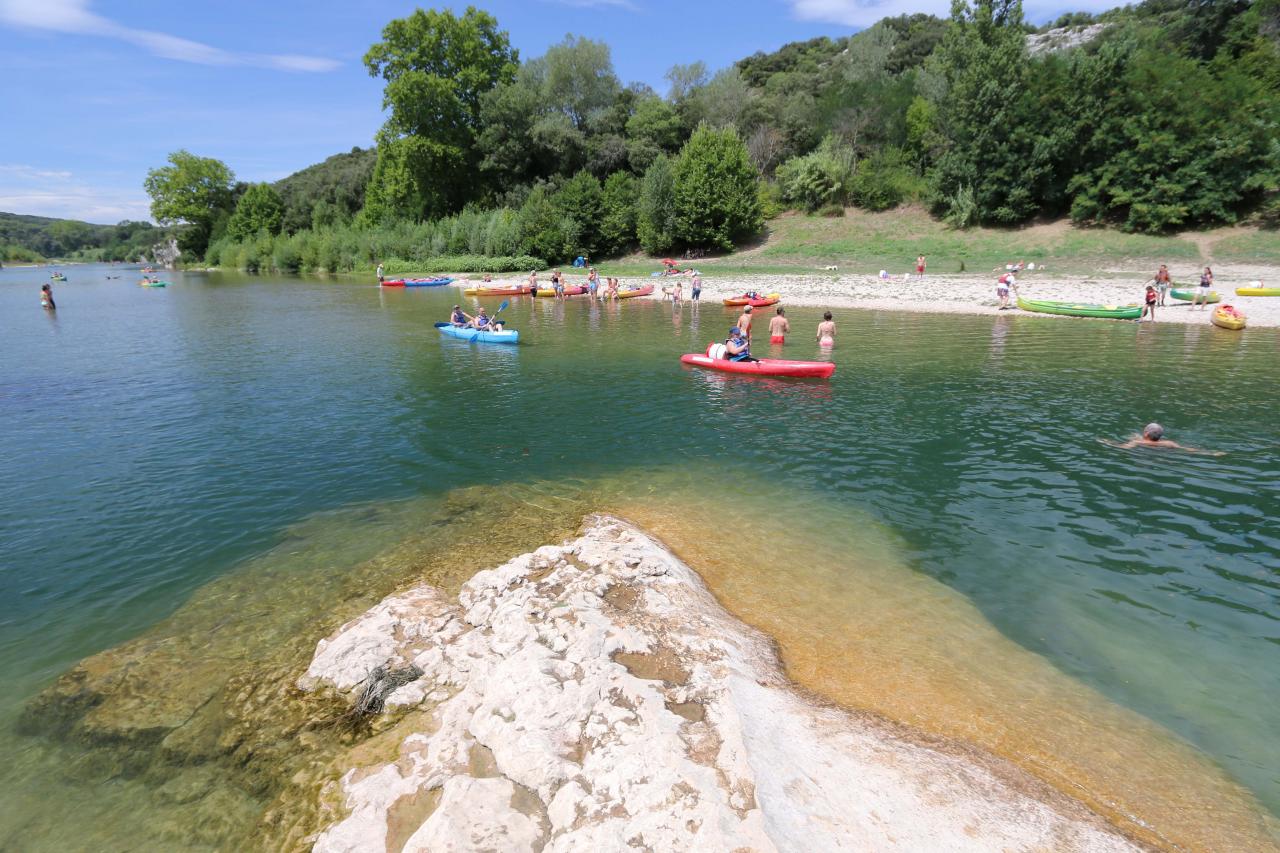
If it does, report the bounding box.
[41,283,55,310]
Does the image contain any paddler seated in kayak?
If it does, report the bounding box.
[471,307,504,332]
[449,305,472,327]
[1100,423,1221,455]
[725,327,757,362]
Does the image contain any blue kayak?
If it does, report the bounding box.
[405,277,453,287]
[435,322,518,344]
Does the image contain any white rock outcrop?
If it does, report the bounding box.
[301,515,1138,852]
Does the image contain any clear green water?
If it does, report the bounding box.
[1,265,1278,846]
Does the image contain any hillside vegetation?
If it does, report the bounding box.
[0,212,160,263]
[136,0,1277,274]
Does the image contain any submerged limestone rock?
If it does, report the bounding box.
[302,515,1138,852]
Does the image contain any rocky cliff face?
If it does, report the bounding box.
[301,516,1137,852]
[1027,23,1110,56]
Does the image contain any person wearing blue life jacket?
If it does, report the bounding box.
[471,307,504,332]
[449,305,472,327]
[725,327,757,362]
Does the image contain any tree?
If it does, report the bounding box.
[517,184,571,263]
[625,96,683,172]
[599,171,639,255]
[926,0,1049,225]
[226,183,284,240]
[672,125,762,250]
[551,171,604,257]
[637,155,678,254]
[362,7,518,221]
[143,150,235,258]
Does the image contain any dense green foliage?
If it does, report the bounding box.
[361,7,518,223]
[151,0,1279,274]
[226,183,284,241]
[274,147,376,233]
[143,150,236,257]
[0,212,160,262]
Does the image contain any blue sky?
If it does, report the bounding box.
[0,0,1116,223]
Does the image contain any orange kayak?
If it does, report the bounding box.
[463,285,532,296]
[617,285,654,299]
[723,292,780,307]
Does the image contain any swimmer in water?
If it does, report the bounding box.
[1100,423,1221,455]
[816,312,835,347]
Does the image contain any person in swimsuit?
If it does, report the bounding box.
[690,271,701,301]
[528,270,538,295]
[1193,266,1214,310]
[672,280,682,303]
[1141,285,1157,321]
[552,270,564,298]
[450,305,471,327]
[768,307,789,344]
[1101,423,1220,454]
[916,255,926,279]
[1153,264,1171,305]
[737,305,754,342]
[41,283,56,310]
[816,312,836,347]
[725,327,757,362]
[587,267,599,299]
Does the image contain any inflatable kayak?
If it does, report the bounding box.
[681,352,834,378]
[381,279,407,287]
[617,285,655,299]
[1211,305,1246,330]
[1170,288,1221,304]
[1235,286,1280,297]
[536,285,588,297]
[723,293,780,307]
[404,277,453,287]
[1016,297,1141,320]
[464,285,532,296]
[434,322,518,344]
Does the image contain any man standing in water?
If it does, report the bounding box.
[690,270,701,301]
[768,307,789,345]
[736,305,754,342]
[376,262,384,285]
[816,312,836,347]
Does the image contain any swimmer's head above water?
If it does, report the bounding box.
[1144,423,1164,441]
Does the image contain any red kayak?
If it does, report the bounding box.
[681,353,834,378]
[381,279,406,287]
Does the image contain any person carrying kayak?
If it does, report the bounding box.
[449,305,472,327]
[725,327,757,362]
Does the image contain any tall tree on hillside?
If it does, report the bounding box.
[143,150,235,257]
[926,0,1050,225]
[672,125,762,250]
[362,7,518,223]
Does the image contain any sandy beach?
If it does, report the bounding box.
[474,264,1280,328]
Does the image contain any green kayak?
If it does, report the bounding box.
[1016,297,1141,320]
[1170,288,1221,303]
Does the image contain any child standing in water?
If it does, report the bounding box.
[41,283,55,310]
[816,312,835,347]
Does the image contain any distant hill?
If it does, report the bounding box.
[273,147,377,232]
[0,212,160,262]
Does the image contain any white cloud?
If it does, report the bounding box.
[789,0,1126,28]
[0,164,151,223]
[0,0,339,71]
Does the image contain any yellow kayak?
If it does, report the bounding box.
[1235,287,1280,297]
[1211,306,1246,330]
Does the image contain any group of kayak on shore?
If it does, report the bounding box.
[716,305,837,362]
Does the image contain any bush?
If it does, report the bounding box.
[671,125,762,251]
[943,184,979,229]
[377,255,543,273]
[757,181,784,220]
[775,136,856,212]
[817,203,845,218]
[850,147,920,211]
[637,155,677,254]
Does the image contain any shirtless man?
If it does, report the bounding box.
[816,312,836,347]
[735,305,754,342]
[768,307,789,345]
[1100,423,1220,455]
